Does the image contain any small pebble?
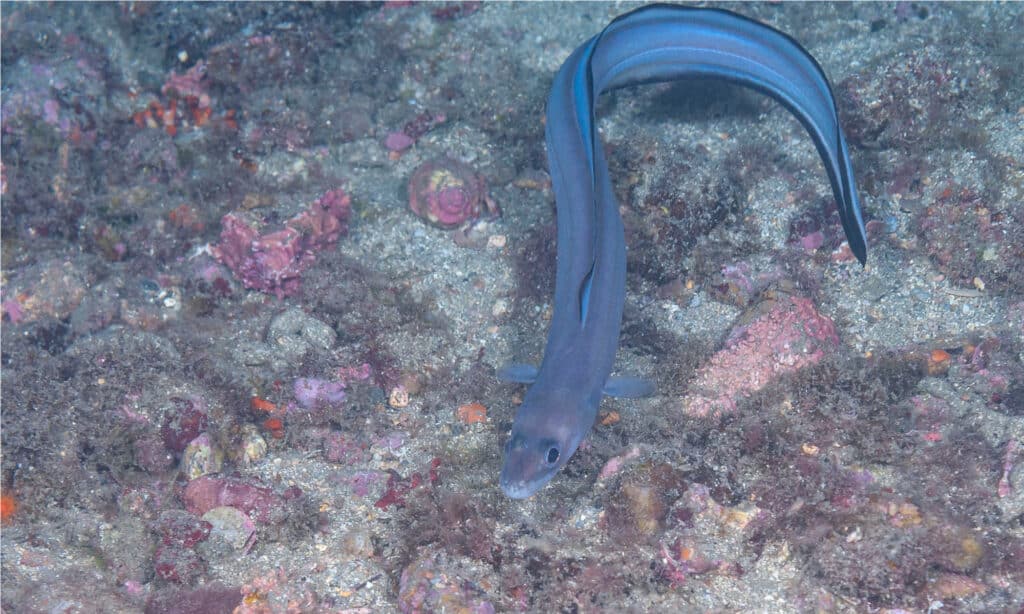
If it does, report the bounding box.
[389,386,410,409]
[201,506,256,550]
[491,299,508,317]
[239,424,268,464]
[267,308,336,356]
[181,433,224,480]
[456,402,487,424]
[927,349,952,376]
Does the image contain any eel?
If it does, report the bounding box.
[499,4,868,499]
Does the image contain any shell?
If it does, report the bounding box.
[407,157,486,229]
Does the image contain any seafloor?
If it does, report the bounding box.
[2,2,1022,612]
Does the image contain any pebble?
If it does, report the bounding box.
[181,433,224,480]
[201,506,256,550]
[388,386,410,409]
[239,424,268,465]
[268,308,336,357]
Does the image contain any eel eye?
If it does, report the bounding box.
[545,446,560,465]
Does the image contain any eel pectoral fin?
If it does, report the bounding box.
[497,363,540,384]
[603,376,656,399]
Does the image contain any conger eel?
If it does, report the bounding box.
[499,4,868,499]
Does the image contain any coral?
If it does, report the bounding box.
[293,377,346,410]
[407,157,488,229]
[131,60,241,138]
[683,296,840,417]
[212,188,351,297]
[162,61,210,100]
[0,493,17,524]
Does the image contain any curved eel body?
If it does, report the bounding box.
[499,4,868,499]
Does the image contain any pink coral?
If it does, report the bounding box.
[211,188,351,297]
[683,297,840,417]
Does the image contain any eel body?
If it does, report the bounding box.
[499,4,867,499]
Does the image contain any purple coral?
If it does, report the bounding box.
[293,377,346,410]
[211,188,351,297]
[407,157,487,229]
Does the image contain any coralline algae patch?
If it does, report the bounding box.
[682,296,840,418]
[211,188,351,298]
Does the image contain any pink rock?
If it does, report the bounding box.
[398,547,496,614]
[348,471,383,497]
[161,396,209,454]
[683,297,839,417]
[293,377,346,410]
[385,131,415,152]
[182,476,298,524]
[144,584,242,614]
[598,446,642,480]
[407,158,486,229]
[43,99,60,125]
[154,543,206,584]
[2,299,24,324]
[799,230,825,251]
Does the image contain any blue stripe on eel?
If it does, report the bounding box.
[498,4,868,499]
